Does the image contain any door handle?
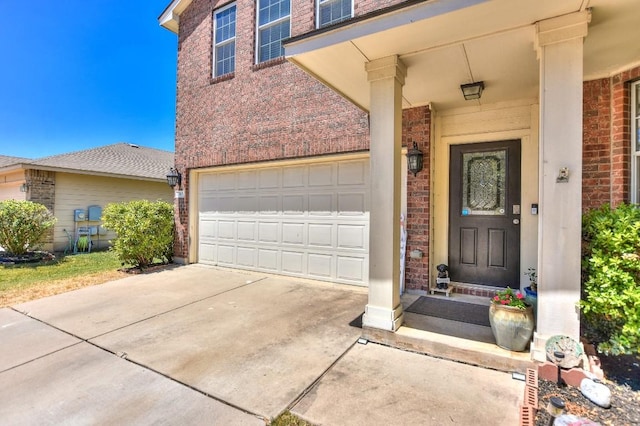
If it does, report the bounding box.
[513,219,520,225]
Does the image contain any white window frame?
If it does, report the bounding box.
[213,3,237,77]
[631,81,640,203]
[316,0,353,28]
[256,0,291,64]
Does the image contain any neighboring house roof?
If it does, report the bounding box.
[0,155,30,168]
[0,143,174,182]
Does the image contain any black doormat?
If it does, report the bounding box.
[405,297,490,327]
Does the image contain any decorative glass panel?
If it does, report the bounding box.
[461,150,506,216]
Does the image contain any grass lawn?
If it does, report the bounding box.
[0,251,127,307]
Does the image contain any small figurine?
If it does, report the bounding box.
[436,264,449,289]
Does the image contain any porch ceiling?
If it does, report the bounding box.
[285,0,640,112]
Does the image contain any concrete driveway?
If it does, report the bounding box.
[0,264,523,425]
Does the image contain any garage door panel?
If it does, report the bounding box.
[199,219,218,239]
[237,171,257,189]
[308,253,332,278]
[237,221,256,241]
[282,223,304,245]
[309,164,334,187]
[217,245,235,264]
[337,224,366,249]
[283,195,304,214]
[337,256,366,282]
[258,249,278,270]
[198,157,369,286]
[283,166,306,187]
[199,244,216,264]
[282,251,304,274]
[258,222,279,243]
[218,197,236,213]
[218,221,235,240]
[338,161,367,185]
[309,194,333,215]
[237,196,258,213]
[338,193,366,215]
[218,173,236,191]
[308,224,333,247]
[236,247,256,267]
[259,195,279,214]
[259,168,280,189]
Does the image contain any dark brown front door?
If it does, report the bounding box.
[448,140,521,287]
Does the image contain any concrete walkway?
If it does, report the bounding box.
[0,265,523,425]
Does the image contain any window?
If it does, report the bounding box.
[256,0,290,63]
[214,4,237,77]
[632,81,640,203]
[317,0,352,28]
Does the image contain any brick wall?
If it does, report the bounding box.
[582,65,640,211]
[402,105,430,291]
[582,78,612,211]
[26,169,56,245]
[174,0,372,258]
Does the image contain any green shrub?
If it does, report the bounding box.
[102,200,174,268]
[0,200,56,255]
[581,203,640,356]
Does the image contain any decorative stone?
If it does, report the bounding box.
[580,378,611,408]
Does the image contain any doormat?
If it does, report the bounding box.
[405,297,490,327]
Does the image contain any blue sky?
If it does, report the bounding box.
[0,0,177,158]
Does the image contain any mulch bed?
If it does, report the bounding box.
[0,250,56,265]
[536,353,640,425]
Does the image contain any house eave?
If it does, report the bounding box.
[158,0,193,34]
[17,164,166,183]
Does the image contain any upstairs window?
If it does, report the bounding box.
[632,81,640,203]
[256,0,290,63]
[317,0,352,28]
[214,4,237,77]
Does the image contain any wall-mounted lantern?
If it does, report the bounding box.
[460,81,484,100]
[166,167,182,189]
[407,141,424,176]
[19,183,29,192]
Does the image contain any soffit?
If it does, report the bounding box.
[286,0,640,111]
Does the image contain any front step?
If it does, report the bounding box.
[362,321,534,373]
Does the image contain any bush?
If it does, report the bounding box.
[102,200,174,268]
[0,200,56,255]
[581,203,640,356]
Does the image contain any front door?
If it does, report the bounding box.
[448,140,521,287]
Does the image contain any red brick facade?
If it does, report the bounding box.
[402,106,430,291]
[582,65,640,211]
[172,0,637,292]
[173,0,432,289]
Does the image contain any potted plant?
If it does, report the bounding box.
[523,267,537,318]
[489,287,535,352]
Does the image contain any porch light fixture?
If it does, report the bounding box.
[460,81,484,100]
[407,141,424,177]
[19,183,29,192]
[166,167,182,189]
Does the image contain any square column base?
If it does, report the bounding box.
[362,304,404,332]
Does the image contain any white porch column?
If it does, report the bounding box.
[362,55,406,331]
[533,11,590,360]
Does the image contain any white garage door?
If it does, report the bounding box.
[198,157,370,285]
